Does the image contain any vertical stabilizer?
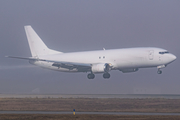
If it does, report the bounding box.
[24,26,62,57]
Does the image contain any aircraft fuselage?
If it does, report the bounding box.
[30,47,176,73]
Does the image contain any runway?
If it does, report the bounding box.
[0,111,180,116]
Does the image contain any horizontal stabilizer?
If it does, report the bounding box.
[5,56,37,60]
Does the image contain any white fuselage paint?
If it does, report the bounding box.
[29,47,176,73]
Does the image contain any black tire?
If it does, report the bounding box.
[91,74,95,79]
[87,74,95,79]
[157,70,162,74]
[103,73,110,79]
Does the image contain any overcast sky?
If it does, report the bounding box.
[0,0,179,94]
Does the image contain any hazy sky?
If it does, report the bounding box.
[0,0,179,94]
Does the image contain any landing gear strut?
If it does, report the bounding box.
[103,73,110,79]
[157,69,162,74]
[157,65,165,74]
[87,73,95,79]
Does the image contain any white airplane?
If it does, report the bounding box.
[7,26,177,79]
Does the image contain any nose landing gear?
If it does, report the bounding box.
[157,69,162,74]
[157,65,165,74]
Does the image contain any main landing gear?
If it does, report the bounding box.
[87,73,95,79]
[87,73,111,79]
[103,73,110,79]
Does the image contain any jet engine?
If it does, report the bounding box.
[91,63,111,73]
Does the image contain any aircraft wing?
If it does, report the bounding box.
[42,59,91,71]
[52,62,91,71]
[6,56,92,72]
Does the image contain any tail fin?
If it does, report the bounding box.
[24,26,62,57]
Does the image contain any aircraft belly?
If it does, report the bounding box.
[115,56,147,69]
[115,61,133,69]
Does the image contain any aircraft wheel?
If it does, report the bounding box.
[87,73,95,79]
[157,70,162,74]
[103,73,110,79]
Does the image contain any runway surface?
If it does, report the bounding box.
[0,111,180,115]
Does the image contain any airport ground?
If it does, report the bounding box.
[0,97,180,119]
[1,114,180,120]
[0,98,180,112]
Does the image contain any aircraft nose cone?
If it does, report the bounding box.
[173,55,177,61]
[170,54,177,62]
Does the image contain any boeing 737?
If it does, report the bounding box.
[7,26,177,79]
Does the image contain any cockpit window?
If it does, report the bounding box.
[159,51,169,54]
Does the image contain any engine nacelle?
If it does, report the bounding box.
[91,63,111,73]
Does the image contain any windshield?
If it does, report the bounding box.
[159,51,169,54]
